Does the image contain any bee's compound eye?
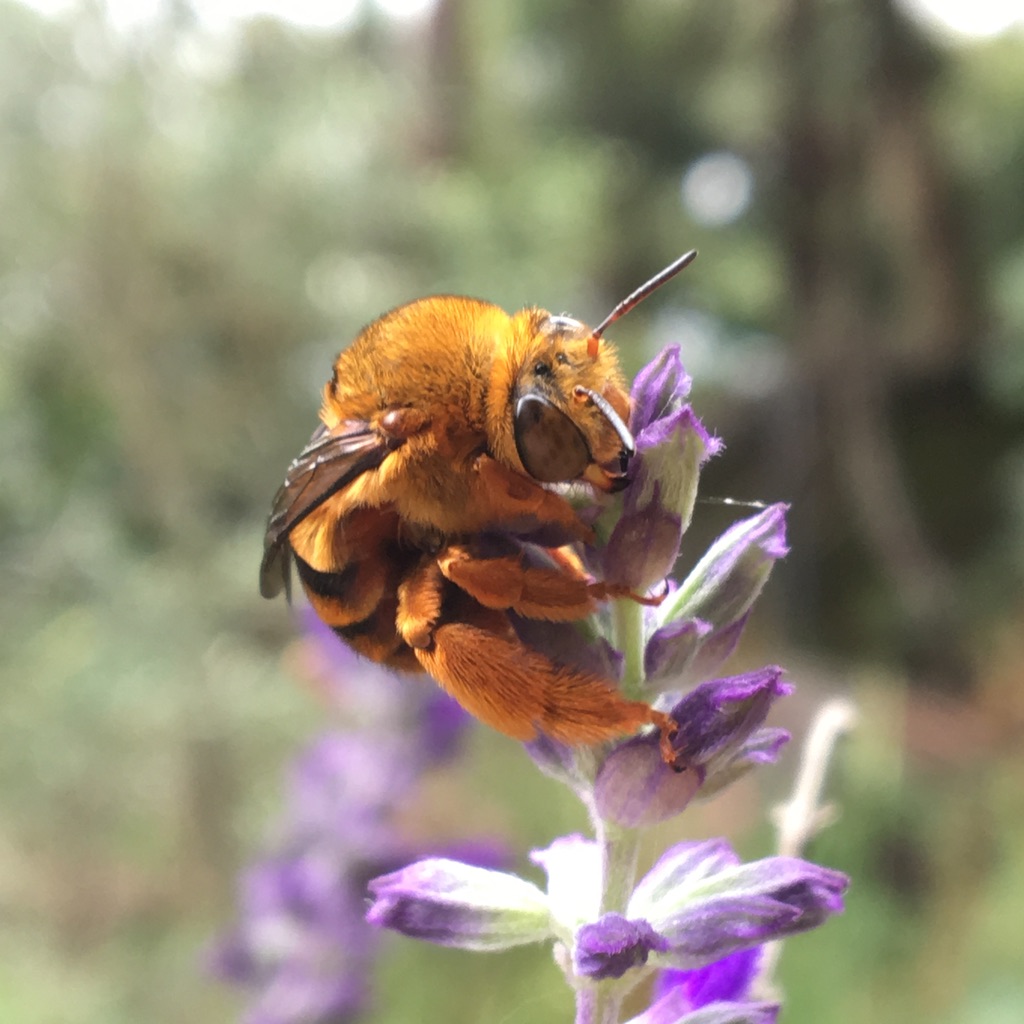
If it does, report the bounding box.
[513,395,591,483]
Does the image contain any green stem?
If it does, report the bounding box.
[572,596,648,1024]
[612,596,646,698]
[597,819,639,915]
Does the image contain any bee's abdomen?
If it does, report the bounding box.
[294,554,389,630]
[291,510,426,674]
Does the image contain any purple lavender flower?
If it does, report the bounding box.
[627,842,848,969]
[600,347,722,592]
[629,948,779,1024]
[210,850,374,1024]
[654,946,764,1009]
[575,913,668,980]
[594,669,792,828]
[630,345,692,432]
[367,859,553,950]
[211,616,479,1023]
[665,668,792,771]
[646,505,789,687]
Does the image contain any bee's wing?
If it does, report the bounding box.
[259,420,395,599]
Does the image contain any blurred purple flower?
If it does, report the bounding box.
[210,615,482,1023]
[210,848,373,1024]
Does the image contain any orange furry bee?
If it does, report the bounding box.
[261,254,697,763]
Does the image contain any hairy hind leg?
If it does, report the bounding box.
[413,601,674,748]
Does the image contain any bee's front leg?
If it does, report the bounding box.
[469,455,596,544]
[437,544,663,619]
[395,557,445,650]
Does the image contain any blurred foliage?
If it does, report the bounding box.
[1,0,1023,1022]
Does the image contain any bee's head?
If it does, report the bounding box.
[508,312,634,491]
[493,251,697,491]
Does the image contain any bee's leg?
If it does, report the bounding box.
[395,557,445,649]
[413,600,676,748]
[436,544,661,620]
[543,546,665,605]
[471,455,595,544]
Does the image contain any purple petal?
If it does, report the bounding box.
[629,994,780,1024]
[696,728,791,800]
[603,489,684,590]
[655,947,764,1007]
[602,407,718,589]
[654,894,801,962]
[644,618,712,682]
[630,840,742,910]
[595,737,703,828]
[753,859,848,930]
[633,405,717,462]
[575,913,669,980]
[658,506,788,637]
[685,614,750,682]
[593,670,791,822]
[668,668,793,767]
[630,346,692,434]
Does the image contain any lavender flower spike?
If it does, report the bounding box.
[647,505,788,684]
[367,858,553,951]
[628,844,848,969]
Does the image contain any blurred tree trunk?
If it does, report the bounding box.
[776,0,980,689]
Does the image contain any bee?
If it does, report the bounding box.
[261,253,697,764]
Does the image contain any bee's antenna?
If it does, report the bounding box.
[587,249,698,358]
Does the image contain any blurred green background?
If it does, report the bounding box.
[3,0,1024,1021]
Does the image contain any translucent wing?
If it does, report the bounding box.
[259,420,397,599]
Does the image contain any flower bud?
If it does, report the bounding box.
[630,345,692,433]
[648,506,788,684]
[366,859,552,951]
[629,847,848,969]
[597,348,720,592]
[575,913,669,980]
[594,670,791,828]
